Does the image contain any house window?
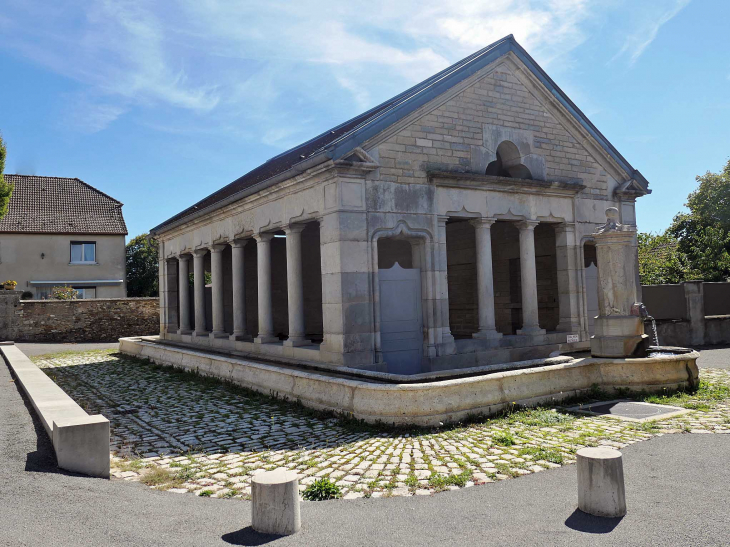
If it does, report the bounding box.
[70,241,96,264]
[72,286,96,299]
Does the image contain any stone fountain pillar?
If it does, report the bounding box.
[590,207,648,358]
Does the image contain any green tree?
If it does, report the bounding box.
[0,134,13,219]
[666,159,730,281]
[126,234,159,297]
[637,231,692,285]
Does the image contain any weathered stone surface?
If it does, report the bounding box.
[577,447,626,518]
[251,470,301,535]
[0,295,158,342]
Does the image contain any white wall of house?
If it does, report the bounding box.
[0,233,126,298]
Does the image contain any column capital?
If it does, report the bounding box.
[516,219,540,231]
[177,253,191,262]
[209,244,227,253]
[192,248,208,257]
[437,215,450,227]
[229,239,249,249]
[282,223,306,234]
[253,232,275,243]
[470,217,497,229]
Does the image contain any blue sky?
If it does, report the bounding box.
[1,0,728,239]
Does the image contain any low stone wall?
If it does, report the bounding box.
[656,316,730,348]
[0,292,158,342]
[121,336,699,426]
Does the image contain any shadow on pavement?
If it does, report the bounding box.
[564,508,623,533]
[221,526,284,545]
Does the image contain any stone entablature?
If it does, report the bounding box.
[153,43,649,374]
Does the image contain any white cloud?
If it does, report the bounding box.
[0,0,659,144]
[612,0,691,66]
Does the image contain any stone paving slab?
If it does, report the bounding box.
[35,351,730,501]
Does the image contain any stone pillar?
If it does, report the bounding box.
[254,233,277,344]
[470,218,502,341]
[555,223,582,335]
[177,255,192,334]
[192,249,208,336]
[229,240,249,341]
[590,207,646,357]
[436,216,456,353]
[160,253,179,336]
[516,220,546,336]
[319,211,373,367]
[683,281,705,347]
[283,224,311,347]
[209,244,227,338]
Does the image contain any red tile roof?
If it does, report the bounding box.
[0,175,127,235]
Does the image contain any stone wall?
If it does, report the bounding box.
[0,292,158,342]
[642,281,730,347]
[376,64,610,194]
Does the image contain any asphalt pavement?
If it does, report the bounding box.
[2,351,730,547]
[14,342,119,357]
[696,345,730,369]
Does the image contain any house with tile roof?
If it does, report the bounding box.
[150,35,650,374]
[0,175,127,298]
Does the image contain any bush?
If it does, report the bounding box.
[302,477,342,501]
[20,291,33,300]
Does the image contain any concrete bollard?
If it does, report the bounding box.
[577,447,627,518]
[251,469,301,535]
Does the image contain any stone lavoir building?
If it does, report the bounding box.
[151,36,650,375]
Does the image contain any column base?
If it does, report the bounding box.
[177,329,193,335]
[255,335,279,344]
[209,331,229,339]
[283,337,313,347]
[193,331,209,338]
[229,333,253,342]
[517,326,546,336]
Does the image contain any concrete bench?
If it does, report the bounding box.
[1,343,109,478]
[251,469,301,535]
[577,447,626,517]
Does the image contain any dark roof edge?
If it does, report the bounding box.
[325,37,648,190]
[153,35,649,235]
[150,151,332,236]
[0,230,128,236]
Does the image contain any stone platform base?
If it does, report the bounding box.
[119,337,699,427]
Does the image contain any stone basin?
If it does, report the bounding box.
[120,336,699,427]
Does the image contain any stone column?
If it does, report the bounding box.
[254,233,277,344]
[516,220,546,336]
[283,224,311,347]
[590,207,646,357]
[192,249,208,336]
[555,223,582,335]
[470,218,502,341]
[209,244,227,338]
[436,216,456,353]
[177,255,192,334]
[229,240,249,341]
[683,281,705,347]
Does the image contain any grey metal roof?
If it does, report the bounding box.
[152,35,649,235]
[0,175,127,235]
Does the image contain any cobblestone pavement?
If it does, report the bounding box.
[36,351,730,501]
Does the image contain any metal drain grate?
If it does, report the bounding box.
[567,400,691,422]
